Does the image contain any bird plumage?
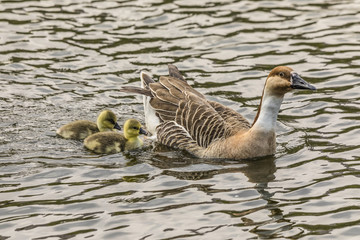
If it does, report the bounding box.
[120,65,315,159]
[83,118,147,154]
[56,109,121,140]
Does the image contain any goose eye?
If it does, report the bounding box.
[279,72,285,78]
[132,126,139,130]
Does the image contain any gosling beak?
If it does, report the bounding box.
[139,127,148,135]
[114,122,121,131]
[290,72,316,90]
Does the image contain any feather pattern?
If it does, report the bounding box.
[168,64,185,81]
[156,121,205,155]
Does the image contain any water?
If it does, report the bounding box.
[0,0,359,239]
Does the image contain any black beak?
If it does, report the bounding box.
[114,122,121,131]
[290,72,316,90]
[139,127,148,136]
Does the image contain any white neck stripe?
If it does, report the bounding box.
[253,94,283,131]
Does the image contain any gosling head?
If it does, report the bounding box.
[264,66,316,96]
[97,110,121,132]
[123,119,147,139]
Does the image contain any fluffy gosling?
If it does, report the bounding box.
[56,110,121,140]
[84,119,147,154]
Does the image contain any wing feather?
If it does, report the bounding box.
[159,77,183,100]
[153,88,178,105]
[208,100,251,134]
[168,64,185,81]
[150,98,178,113]
[156,121,204,156]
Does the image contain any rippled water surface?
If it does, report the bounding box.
[1,0,360,239]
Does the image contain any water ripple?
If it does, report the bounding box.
[0,0,359,239]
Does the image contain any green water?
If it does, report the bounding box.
[0,0,359,239]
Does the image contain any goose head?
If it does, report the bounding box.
[252,66,316,128]
[97,110,121,132]
[264,66,316,96]
[123,119,148,139]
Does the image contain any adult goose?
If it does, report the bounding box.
[56,109,121,140]
[120,65,316,159]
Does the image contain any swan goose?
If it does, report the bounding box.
[121,65,316,159]
[84,118,147,154]
[56,109,121,140]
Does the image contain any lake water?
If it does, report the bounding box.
[0,0,359,239]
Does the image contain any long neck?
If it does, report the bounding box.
[252,93,283,132]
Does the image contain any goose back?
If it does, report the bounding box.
[144,73,251,150]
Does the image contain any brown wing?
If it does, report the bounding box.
[156,121,204,156]
[168,64,185,81]
[207,101,251,135]
[148,76,239,148]
[148,76,205,122]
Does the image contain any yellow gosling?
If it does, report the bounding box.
[83,119,147,154]
[120,64,316,160]
[56,110,121,140]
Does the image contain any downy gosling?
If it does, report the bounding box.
[84,118,147,154]
[56,109,121,140]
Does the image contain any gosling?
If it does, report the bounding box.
[84,119,147,154]
[56,110,121,140]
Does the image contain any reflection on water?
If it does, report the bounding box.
[0,0,359,239]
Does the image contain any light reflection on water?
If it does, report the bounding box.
[0,0,359,239]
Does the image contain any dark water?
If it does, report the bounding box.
[1,0,360,239]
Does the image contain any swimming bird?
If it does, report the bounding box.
[84,118,147,154]
[56,109,121,140]
[120,65,316,160]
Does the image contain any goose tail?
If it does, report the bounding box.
[120,72,160,135]
[120,86,152,97]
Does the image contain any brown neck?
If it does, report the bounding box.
[252,87,265,126]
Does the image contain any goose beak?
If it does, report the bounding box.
[290,72,316,90]
[139,127,148,136]
[114,122,122,131]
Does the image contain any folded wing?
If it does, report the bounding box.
[120,64,251,153]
